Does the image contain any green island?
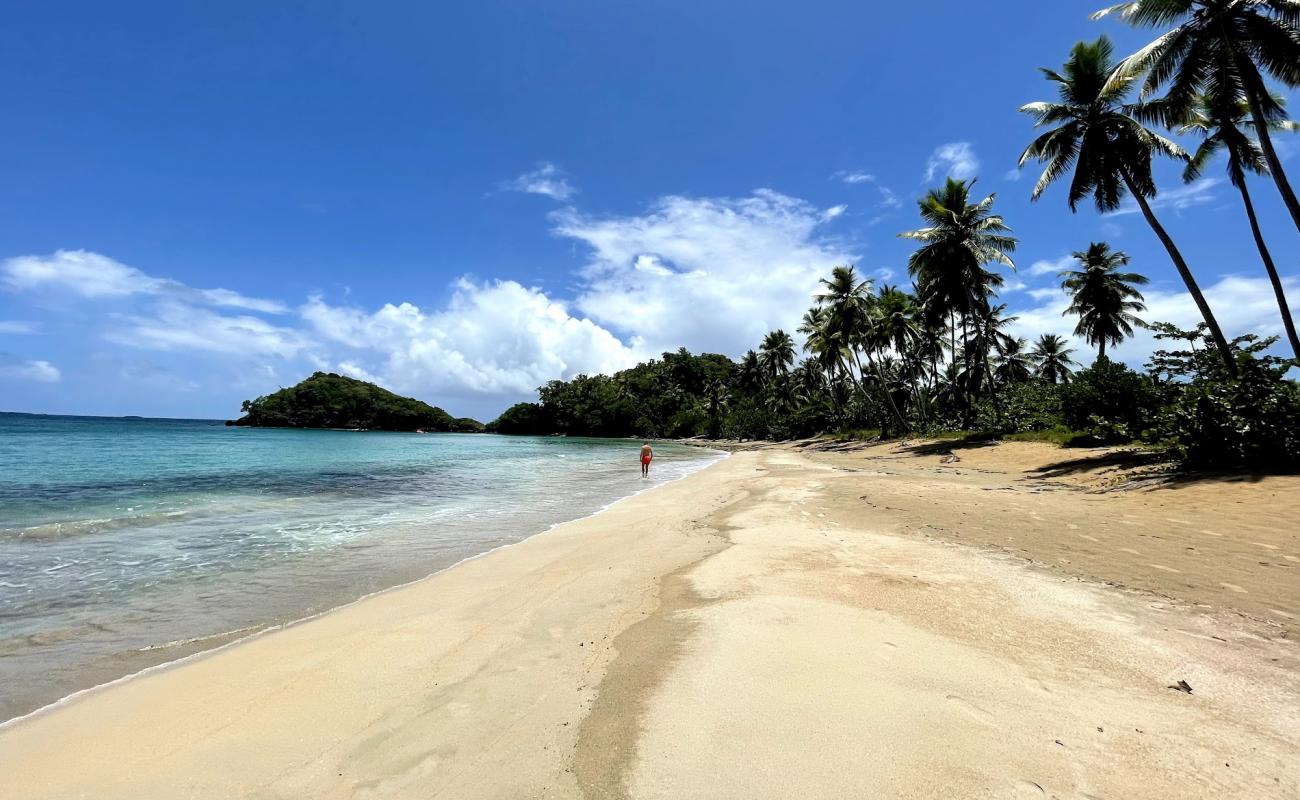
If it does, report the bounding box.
[229,372,484,432]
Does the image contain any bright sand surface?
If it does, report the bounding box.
[2,444,1298,798]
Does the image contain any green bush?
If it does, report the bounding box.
[1060,358,1155,443]
[1148,328,1300,468]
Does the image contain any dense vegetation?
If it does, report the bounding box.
[490,4,1300,469]
[233,372,484,432]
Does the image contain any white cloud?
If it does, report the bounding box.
[505,162,576,201]
[1027,255,1074,277]
[1108,178,1221,217]
[833,170,875,185]
[1004,168,1024,182]
[924,142,980,182]
[0,353,60,383]
[822,204,848,221]
[1007,273,1300,366]
[301,279,638,397]
[1,250,287,313]
[553,189,857,357]
[0,320,40,334]
[106,302,308,358]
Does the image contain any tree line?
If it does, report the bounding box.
[490,3,1300,468]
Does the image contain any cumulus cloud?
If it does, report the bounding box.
[301,279,638,397]
[924,142,980,181]
[0,190,859,411]
[1108,178,1221,217]
[0,353,60,383]
[553,189,857,357]
[1,250,286,313]
[505,162,576,201]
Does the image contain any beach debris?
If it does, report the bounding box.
[1168,679,1193,694]
[940,453,961,464]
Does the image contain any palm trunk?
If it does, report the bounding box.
[1242,68,1300,236]
[1098,339,1106,362]
[1120,167,1238,377]
[1237,177,1300,361]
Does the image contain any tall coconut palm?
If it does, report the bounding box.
[815,265,905,428]
[899,178,1017,425]
[1180,92,1300,360]
[1061,243,1149,360]
[1019,36,1237,375]
[1030,334,1078,384]
[1094,0,1300,234]
[757,330,796,382]
[737,350,764,394]
[994,337,1035,385]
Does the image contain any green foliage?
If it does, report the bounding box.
[235,372,481,432]
[1148,326,1300,468]
[977,381,1063,434]
[1060,357,1156,443]
[485,402,553,435]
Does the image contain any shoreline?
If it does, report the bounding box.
[0,446,727,730]
[2,443,1296,798]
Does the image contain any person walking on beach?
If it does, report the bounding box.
[640,440,653,477]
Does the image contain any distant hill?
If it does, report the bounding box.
[229,372,483,432]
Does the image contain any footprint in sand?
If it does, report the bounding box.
[1148,564,1182,574]
[1252,542,1279,550]
[1220,582,1248,594]
[1200,530,1223,537]
[1119,547,1142,556]
[946,694,996,727]
[1065,523,1079,530]
[1078,534,1100,543]
[1165,517,1193,525]
[1284,555,1300,563]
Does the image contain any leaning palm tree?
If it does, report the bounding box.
[1061,243,1149,360]
[1030,334,1078,384]
[1094,0,1300,234]
[1180,92,1300,360]
[1019,36,1237,375]
[899,178,1017,425]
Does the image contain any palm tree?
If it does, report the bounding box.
[705,379,729,438]
[1180,93,1300,360]
[1019,36,1237,375]
[815,266,881,401]
[994,337,1035,384]
[899,178,1017,425]
[1061,243,1149,360]
[1094,0,1300,234]
[1030,334,1078,384]
[757,330,796,381]
[737,350,764,394]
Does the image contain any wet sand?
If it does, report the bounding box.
[1,444,1297,798]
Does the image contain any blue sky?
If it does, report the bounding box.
[2,1,1297,420]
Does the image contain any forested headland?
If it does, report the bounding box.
[232,372,484,432]
[490,8,1300,470]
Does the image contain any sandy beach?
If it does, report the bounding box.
[2,443,1298,799]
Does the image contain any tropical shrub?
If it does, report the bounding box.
[1060,358,1156,443]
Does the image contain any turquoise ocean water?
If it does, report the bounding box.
[0,413,721,722]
